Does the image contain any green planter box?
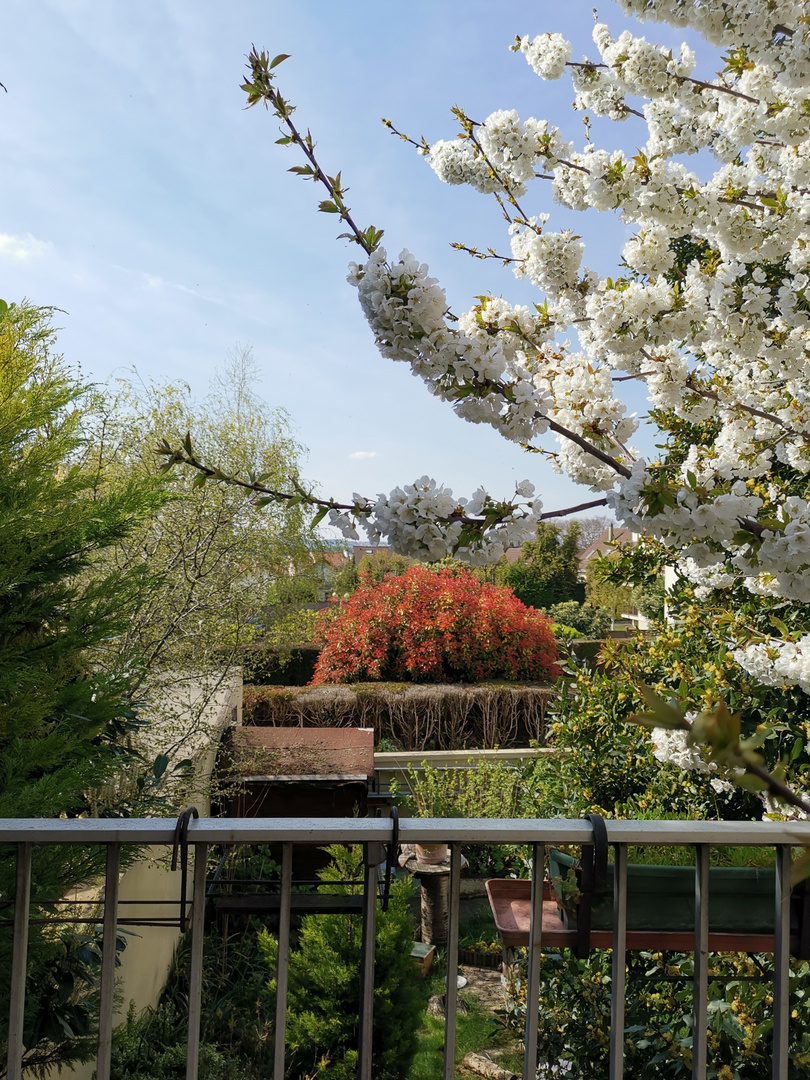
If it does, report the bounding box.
[549,848,795,934]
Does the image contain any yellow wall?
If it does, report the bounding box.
[58,671,241,1079]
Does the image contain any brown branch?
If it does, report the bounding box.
[282,114,374,254]
[547,418,633,478]
[157,447,358,511]
[539,498,609,519]
[381,118,429,152]
[565,60,760,104]
[156,447,546,535]
[450,242,520,264]
[746,760,810,817]
[639,349,808,438]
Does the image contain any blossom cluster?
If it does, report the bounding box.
[650,727,740,795]
[326,475,543,565]
[732,634,810,696]
[427,109,573,197]
[676,556,736,600]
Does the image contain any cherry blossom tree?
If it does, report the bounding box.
[161,2,810,805]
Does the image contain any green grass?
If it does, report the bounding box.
[407,948,516,1079]
[457,903,501,952]
[408,1002,502,1080]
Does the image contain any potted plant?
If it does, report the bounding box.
[392,765,450,863]
[548,844,803,935]
[392,756,531,865]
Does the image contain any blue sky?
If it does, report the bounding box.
[1,2,712,523]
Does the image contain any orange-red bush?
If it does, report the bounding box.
[311,565,560,684]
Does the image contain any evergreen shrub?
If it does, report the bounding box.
[258,844,422,1080]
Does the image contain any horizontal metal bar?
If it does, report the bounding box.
[375,747,553,768]
[239,773,370,782]
[0,918,188,927]
[1,816,808,846]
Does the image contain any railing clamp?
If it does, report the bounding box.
[170,806,199,932]
[576,812,608,959]
[380,807,399,912]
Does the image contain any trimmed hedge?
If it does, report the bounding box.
[239,644,321,686]
[241,682,555,750]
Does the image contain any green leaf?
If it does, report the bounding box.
[318,200,339,213]
[635,685,687,729]
[769,614,791,637]
[270,53,291,69]
[740,727,770,751]
[152,753,169,779]
[626,712,661,731]
[736,772,768,792]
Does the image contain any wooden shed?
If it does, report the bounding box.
[222,726,375,819]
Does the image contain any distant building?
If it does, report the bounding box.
[578,524,636,579]
[351,544,391,567]
[577,525,649,631]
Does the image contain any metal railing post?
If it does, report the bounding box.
[609,843,627,1080]
[6,842,32,1080]
[692,844,709,1079]
[522,841,545,1079]
[186,842,208,1080]
[274,841,293,1080]
[773,844,791,1080]
[442,842,462,1080]
[96,843,121,1080]
[357,841,384,1080]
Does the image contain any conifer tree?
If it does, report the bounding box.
[0,302,169,1075]
[498,521,583,609]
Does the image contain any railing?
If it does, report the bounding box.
[3,816,810,1080]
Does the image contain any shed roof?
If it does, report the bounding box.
[228,726,375,780]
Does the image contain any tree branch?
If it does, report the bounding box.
[539,498,609,519]
[547,418,633,478]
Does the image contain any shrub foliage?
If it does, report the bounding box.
[311,565,559,684]
[258,844,422,1080]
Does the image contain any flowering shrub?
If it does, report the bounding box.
[502,948,810,1079]
[310,565,559,684]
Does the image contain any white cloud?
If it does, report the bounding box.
[0,233,50,261]
[349,450,377,460]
